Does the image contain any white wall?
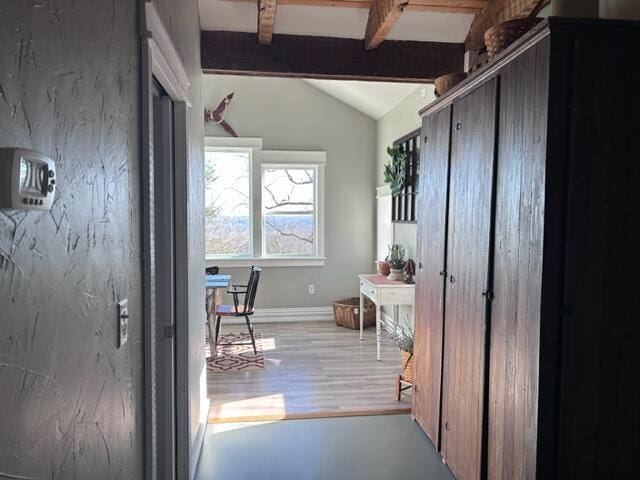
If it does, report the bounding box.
[203,75,377,309]
[376,85,436,327]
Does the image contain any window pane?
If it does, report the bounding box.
[205,151,251,256]
[263,168,314,213]
[264,214,315,256]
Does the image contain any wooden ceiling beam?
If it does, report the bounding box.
[219,0,489,15]
[201,31,465,82]
[465,0,548,51]
[258,0,278,45]
[365,0,410,50]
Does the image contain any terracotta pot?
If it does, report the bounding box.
[401,350,414,384]
[376,261,391,276]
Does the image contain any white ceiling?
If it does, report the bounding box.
[198,0,474,43]
[304,79,425,119]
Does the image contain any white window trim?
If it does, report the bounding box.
[204,137,326,267]
[261,163,321,259]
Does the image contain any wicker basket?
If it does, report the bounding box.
[333,297,375,330]
[485,17,543,59]
[401,350,414,383]
[434,72,467,97]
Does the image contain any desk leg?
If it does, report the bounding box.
[359,292,364,341]
[376,303,381,361]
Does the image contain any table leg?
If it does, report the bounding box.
[376,303,381,361]
[359,292,364,341]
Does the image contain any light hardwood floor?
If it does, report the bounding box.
[207,321,411,423]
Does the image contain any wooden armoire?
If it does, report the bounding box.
[412,18,640,480]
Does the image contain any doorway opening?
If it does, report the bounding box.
[201,75,432,424]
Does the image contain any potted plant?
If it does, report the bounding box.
[386,244,406,281]
[383,146,407,196]
[382,317,414,388]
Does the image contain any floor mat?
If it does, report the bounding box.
[206,332,265,373]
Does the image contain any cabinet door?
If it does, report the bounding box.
[488,38,549,480]
[440,79,497,480]
[412,106,452,446]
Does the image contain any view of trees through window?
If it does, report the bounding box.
[205,151,251,256]
[263,167,316,256]
[205,150,317,257]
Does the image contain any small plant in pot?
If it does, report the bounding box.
[386,244,406,281]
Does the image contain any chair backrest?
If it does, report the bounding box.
[244,266,261,313]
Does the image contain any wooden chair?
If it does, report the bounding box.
[211,266,261,356]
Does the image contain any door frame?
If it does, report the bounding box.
[140,3,193,479]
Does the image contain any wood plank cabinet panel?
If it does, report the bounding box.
[440,79,497,480]
[412,106,452,446]
[557,32,640,480]
[488,37,549,480]
[412,19,640,480]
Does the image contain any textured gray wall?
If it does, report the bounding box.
[151,0,207,475]
[203,75,377,309]
[0,1,144,479]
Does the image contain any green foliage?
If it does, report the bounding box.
[383,146,407,196]
[385,243,406,269]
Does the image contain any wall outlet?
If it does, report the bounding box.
[308,284,315,295]
[117,299,129,348]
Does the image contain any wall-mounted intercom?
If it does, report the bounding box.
[0,148,56,210]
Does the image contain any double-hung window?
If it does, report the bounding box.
[205,138,325,267]
[262,165,318,257]
[204,148,253,258]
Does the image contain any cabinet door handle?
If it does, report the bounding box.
[418,262,423,269]
[439,270,446,277]
[449,275,456,284]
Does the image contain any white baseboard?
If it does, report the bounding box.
[220,306,334,324]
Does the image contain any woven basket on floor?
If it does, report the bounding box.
[401,350,414,384]
[434,72,467,97]
[485,17,543,59]
[333,297,375,330]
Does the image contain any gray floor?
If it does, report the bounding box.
[194,414,455,480]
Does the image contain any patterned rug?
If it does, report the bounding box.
[206,332,265,373]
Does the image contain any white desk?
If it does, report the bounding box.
[358,274,415,361]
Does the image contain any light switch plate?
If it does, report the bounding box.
[117,299,128,348]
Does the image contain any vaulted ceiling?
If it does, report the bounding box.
[304,79,427,119]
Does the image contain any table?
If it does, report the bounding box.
[358,274,415,361]
[205,274,231,333]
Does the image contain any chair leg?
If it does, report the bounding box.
[213,316,222,357]
[244,316,257,354]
